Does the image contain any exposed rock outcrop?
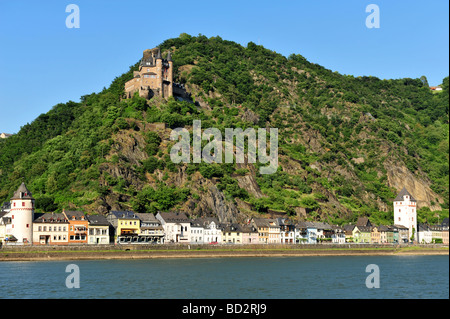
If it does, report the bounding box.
[385,160,444,211]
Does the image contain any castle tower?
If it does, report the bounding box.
[167,51,173,97]
[393,188,417,242]
[155,48,163,97]
[9,182,35,244]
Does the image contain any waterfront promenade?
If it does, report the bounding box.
[0,243,448,261]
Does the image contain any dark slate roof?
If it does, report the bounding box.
[342,224,355,235]
[241,225,258,233]
[296,221,317,229]
[394,188,416,202]
[200,217,220,227]
[63,210,87,221]
[430,225,443,231]
[158,212,190,223]
[356,217,372,227]
[155,48,162,59]
[222,223,242,232]
[87,214,110,226]
[34,212,68,223]
[343,224,355,230]
[134,213,158,223]
[11,182,34,200]
[1,202,11,212]
[109,210,139,219]
[252,218,270,228]
[313,222,333,230]
[418,224,430,232]
[393,224,409,230]
[357,226,372,232]
[267,219,280,228]
[442,218,449,227]
[190,219,204,228]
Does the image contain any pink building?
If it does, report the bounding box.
[241,225,259,244]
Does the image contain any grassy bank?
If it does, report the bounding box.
[0,245,448,262]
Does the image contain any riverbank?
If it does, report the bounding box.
[0,244,448,261]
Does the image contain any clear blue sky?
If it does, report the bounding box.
[0,0,448,134]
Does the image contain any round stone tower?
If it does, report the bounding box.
[167,51,173,97]
[9,182,35,244]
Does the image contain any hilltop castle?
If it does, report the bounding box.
[124,48,189,100]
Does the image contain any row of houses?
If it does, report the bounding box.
[342,217,449,245]
[0,183,448,246]
[2,207,448,246]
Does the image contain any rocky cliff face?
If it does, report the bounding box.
[385,160,444,210]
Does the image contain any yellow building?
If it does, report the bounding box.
[222,224,242,244]
[106,211,140,244]
[371,226,381,244]
[252,218,269,243]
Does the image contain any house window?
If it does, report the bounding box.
[38,226,42,231]
[398,217,401,221]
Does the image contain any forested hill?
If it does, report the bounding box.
[0,33,448,225]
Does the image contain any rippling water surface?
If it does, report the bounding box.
[0,255,448,299]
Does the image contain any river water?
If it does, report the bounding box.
[0,255,448,299]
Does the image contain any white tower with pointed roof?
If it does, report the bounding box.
[8,182,35,244]
[393,188,417,243]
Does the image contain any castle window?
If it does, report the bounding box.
[22,202,25,207]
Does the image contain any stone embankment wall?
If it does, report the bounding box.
[1,243,446,252]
